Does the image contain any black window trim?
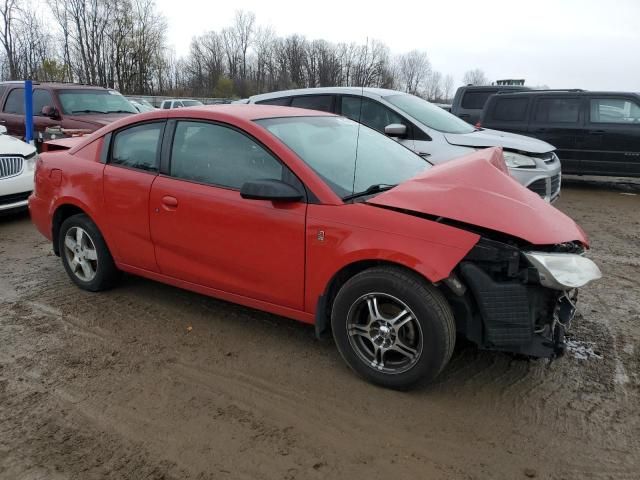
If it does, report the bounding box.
[255,96,293,106]
[161,117,314,203]
[336,94,431,142]
[106,119,166,174]
[290,94,336,113]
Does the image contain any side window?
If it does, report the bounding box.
[492,97,529,121]
[3,88,24,114]
[290,95,333,112]
[174,101,184,108]
[0,86,7,101]
[110,122,163,172]
[341,97,404,133]
[461,90,497,110]
[590,98,640,124]
[256,97,292,106]
[170,121,284,190]
[33,89,54,116]
[162,101,171,109]
[534,98,581,123]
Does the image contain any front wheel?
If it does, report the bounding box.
[331,267,456,389]
[58,214,121,291]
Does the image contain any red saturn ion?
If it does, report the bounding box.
[29,105,601,389]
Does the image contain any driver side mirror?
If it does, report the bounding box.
[240,179,303,202]
[384,123,407,138]
[41,105,59,119]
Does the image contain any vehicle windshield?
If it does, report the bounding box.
[384,94,476,134]
[257,116,430,199]
[59,89,137,114]
[183,100,203,107]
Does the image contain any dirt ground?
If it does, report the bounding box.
[1,177,639,480]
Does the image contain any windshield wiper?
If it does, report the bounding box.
[71,109,108,114]
[343,183,397,201]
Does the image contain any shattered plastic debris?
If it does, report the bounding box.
[566,339,603,360]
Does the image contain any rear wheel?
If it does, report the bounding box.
[58,214,120,291]
[331,267,455,389]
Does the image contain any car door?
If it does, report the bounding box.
[102,120,166,272]
[338,95,416,152]
[1,87,26,138]
[530,96,583,174]
[584,96,640,176]
[149,119,307,309]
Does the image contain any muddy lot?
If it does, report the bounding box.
[1,178,639,480]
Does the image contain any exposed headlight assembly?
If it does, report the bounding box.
[503,151,537,168]
[525,252,602,290]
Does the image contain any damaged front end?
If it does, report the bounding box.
[443,238,601,358]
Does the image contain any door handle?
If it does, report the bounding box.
[161,195,178,208]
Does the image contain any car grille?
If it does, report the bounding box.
[0,190,31,206]
[528,179,547,198]
[550,174,561,196]
[0,156,23,179]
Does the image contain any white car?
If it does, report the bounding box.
[0,126,38,214]
[247,87,563,202]
[160,99,203,109]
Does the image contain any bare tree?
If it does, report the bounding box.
[442,74,454,101]
[396,50,431,95]
[0,0,19,78]
[462,68,489,86]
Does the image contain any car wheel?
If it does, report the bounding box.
[58,214,120,292]
[331,266,456,389]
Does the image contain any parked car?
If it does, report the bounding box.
[125,97,156,110]
[0,81,137,142]
[479,91,640,177]
[247,87,562,201]
[451,85,531,125]
[126,97,155,112]
[160,99,204,109]
[29,105,601,389]
[0,125,37,214]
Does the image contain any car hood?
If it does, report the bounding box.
[444,128,554,154]
[367,147,587,246]
[0,134,37,156]
[65,112,133,128]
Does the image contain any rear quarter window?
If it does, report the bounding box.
[491,97,529,121]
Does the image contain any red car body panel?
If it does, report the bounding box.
[369,148,588,246]
[28,105,584,327]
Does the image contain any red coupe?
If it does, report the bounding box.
[29,105,601,389]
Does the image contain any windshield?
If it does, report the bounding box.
[59,89,137,114]
[183,100,203,107]
[257,116,430,199]
[385,94,475,134]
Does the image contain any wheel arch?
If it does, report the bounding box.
[51,202,100,256]
[314,259,438,339]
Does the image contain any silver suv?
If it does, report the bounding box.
[247,87,562,202]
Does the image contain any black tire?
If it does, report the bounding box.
[331,266,456,390]
[58,213,121,292]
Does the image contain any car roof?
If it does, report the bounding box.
[0,81,112,91]
[459,85,529,90]
[167,104,336,121]
[489,90,640,98]
[249,86,404,102]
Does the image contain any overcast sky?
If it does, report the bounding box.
[155,0,640,91]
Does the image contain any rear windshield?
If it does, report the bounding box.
[58,89,137,115]
[384,94,475,134]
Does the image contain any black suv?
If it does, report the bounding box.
[480,91,640,177]
[451,85,530,125]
